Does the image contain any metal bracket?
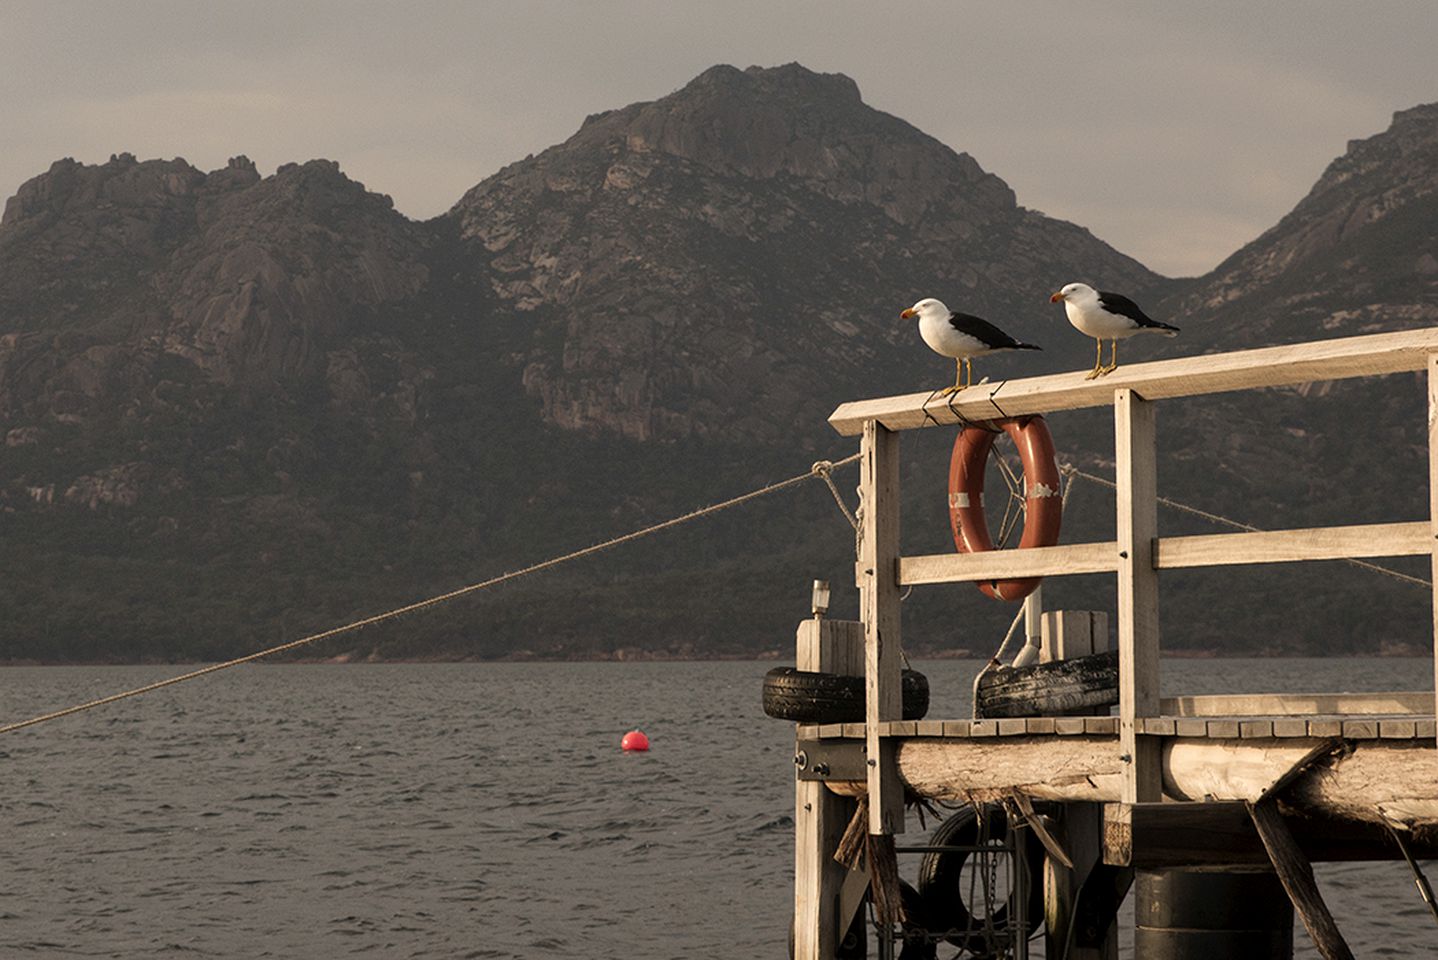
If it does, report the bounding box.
[795,739,868,782]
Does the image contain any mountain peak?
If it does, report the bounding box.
[679,62,863,105]
[479,61,1013,232]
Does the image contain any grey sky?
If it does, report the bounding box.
[2,1,1432,277]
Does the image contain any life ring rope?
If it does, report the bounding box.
[947,416,1063,602]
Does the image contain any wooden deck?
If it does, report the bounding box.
[801,714,1438,740]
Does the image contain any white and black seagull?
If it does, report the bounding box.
[1050,282,1179,379]
[901,297,1041,395]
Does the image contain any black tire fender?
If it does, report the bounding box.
[762,667,930,724]
[915,804,1044,950]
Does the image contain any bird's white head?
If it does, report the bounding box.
[1050,282,1096,305]
[900,297,947,321]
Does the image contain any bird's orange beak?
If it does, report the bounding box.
[900,308,917,319]
[1050,292,1065,303]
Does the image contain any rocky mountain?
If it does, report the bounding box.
[1,64,1435,663]
[446,64,1157,444]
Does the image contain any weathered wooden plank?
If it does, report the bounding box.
[1026,717,1057,735]
[1175,718,1209,738]
[1156,521,1429,569]
[1084,717,1118,735]
[1055,717,1088,735]
[859,421,904,835]
[794,616,863,960]
[1309,719,1344,738]
[1430,352,1438,748]
[1207,719,1241,738]
[1139,717,1176,736]
[1041,610,1110,663]
[1249,798,1356,960]
[898,541,1118,585]
[841,722,865,739]
[1047,803,1119,959]
[817,723,845,739]
[1380,719,1418,739]
[1342,719,1379,739]
[971,719,998,738]
[1107,801,1435,867]
[975,649,1120,719]
[915,720,944,737]
[896,738,1438,827]
[1241,720,1275,739]
[1159,690,1434,716]
[1116,389,1161,804]
[828,327,1438,436]
[941,720,973,738]
[898,524,1432,587]
[1274,718,1310,738]
[998,718,1028,736]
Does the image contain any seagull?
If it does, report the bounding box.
[901,297,1040,395]
[1050,282,1179,379]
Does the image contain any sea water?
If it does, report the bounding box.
[0,660,1432,957]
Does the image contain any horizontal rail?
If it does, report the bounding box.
[1155,521,1431,568]
[828,327,1438,436]
[896,521,1427,587]
[1158,691,1435,718]
[897,541,1119,585]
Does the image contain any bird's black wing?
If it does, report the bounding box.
[948,312,1039,349]
[1097,291,1180,332]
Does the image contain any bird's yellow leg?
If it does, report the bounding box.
[1085,339,1104,379]
[938,359,963,397]
[1100,340,1119,375]
[964,358,974,389]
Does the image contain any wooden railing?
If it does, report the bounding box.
[829,327,1438,828]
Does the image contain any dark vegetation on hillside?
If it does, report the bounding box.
[2,67,1436,662]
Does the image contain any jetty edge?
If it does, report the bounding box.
[784,326,1438,959]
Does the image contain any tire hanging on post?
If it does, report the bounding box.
[915,803,1045,952]
[947,416,1063,602]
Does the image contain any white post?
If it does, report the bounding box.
[1013,586,1044,666]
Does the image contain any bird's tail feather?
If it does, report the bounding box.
[1015,342,1042,350]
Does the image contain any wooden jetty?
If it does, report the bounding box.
[789,328,1438,959]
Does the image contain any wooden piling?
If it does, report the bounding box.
[793,617,864,960]
[859,421,903,835]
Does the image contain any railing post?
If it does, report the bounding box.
[1115,389,1162,802]
[1429,355,1438,748]
[859,420,904,834]
[794,599,864,960]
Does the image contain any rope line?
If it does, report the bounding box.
[0,453,863,737]
[1060,465,1432,589]
[812,460,859,530]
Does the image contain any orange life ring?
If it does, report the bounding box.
[947,416,1063,602]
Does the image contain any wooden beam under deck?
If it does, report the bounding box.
[828,327,1438,436]
[1102,800,1438,867]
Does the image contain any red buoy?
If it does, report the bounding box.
[621,730,650,752]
